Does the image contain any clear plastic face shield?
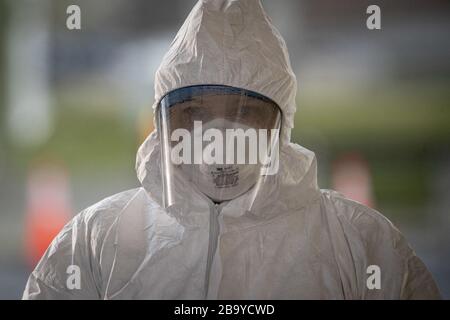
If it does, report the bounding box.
[156,85,281,210]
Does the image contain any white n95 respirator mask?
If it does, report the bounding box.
[180,118,261,202]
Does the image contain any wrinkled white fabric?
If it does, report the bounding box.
[23,0,441,299]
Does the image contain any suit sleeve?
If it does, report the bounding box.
[353,205,442,300]
[22,211,102,300]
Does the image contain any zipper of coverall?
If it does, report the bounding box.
[204,202,225,298]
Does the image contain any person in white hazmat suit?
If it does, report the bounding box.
[23,0,441,299]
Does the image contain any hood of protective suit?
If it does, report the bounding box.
[136,0,315,216]
[154,0,297,144]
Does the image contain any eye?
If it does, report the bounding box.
[184,106,203,117]
[182,106,212,127]
[237,108,250,116]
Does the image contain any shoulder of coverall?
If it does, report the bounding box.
[76,187,143,225]
[74,187,152,249]
[24,188,145,298]
[38,187,143,263]
[320,189,442,299]
[320,189,413,258]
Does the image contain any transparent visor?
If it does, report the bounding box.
[156,85,282,209]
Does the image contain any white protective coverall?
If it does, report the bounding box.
[23,0,441,299]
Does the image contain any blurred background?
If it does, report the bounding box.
[0,0,449,299]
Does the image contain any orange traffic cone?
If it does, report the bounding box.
[24,164,72,268]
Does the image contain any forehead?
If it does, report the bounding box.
[168,93,279,114]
